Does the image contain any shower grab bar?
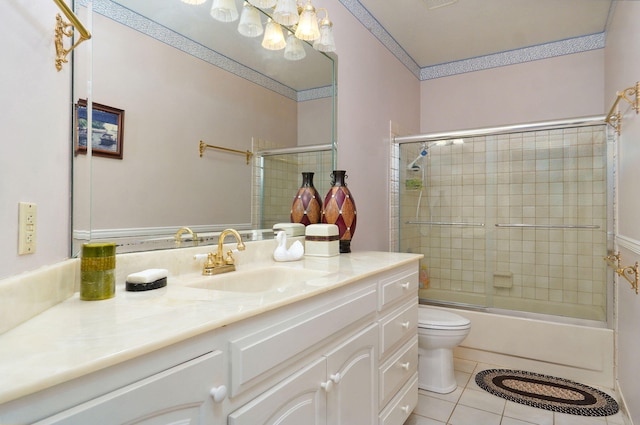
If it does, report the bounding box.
[406,221,485,227]
[494,223,600,229]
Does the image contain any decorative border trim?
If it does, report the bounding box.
[420,33,606,80]
[337,0,421,78]
[337,0,605,81]
[81,0,333,101]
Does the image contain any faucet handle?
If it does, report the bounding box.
[194,253,217,276]
[224,250,236,265]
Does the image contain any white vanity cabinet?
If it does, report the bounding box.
[33,350,226,425]
[376,264,420,425]
[229,324,378,425]
[0,257,420,425]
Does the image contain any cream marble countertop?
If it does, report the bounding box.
[0,250,421,405]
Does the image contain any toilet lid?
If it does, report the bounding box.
[418,308,471,329]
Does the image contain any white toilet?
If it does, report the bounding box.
[417,306,471,393]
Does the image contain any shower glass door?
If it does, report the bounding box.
[397,123,610,322]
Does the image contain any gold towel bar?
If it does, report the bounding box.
[605,82,640,135]
[53,0,91,71]
[604,252,639,294]
[199,141,253,165]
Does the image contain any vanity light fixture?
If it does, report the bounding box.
[284,33,306,60]
[294,1,320,41]
[262,19,286,50]
[52,0,91,71]
[234,0,338,56]
[238,2,264,37]
[273,0,300,26]
[249,0,277,8]
[312,10,335,52]
[210,0,240,22]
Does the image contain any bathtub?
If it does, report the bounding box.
[422,303,615,389]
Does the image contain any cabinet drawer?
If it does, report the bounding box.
[378,267,418,311]
[379,336,418,408]
[229,285,377,395]
[379,298,418,359]
[379,373,418,425]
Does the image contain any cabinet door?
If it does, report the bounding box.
[228,357,327,425]
[325,324,378,425]
[34,351,224,425]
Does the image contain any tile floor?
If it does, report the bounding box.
[404,358,630,425]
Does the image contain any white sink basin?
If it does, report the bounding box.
[183,267,328,293]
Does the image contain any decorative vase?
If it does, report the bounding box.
[322,170,357,253]
[291,172,322,225]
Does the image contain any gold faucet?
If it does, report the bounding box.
[175,227,198,246]
[201,229,246,275]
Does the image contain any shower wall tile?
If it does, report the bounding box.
[399,125,608,321]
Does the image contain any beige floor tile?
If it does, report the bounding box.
[448,404,502,425]
[413,393,456,423]
[457,387,506,415]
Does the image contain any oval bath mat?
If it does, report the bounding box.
[475,369,619,417]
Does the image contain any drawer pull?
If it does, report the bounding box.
[401,404,411,414]
[321,380,334,392]
[209,385,228,403]
[401,282,410,290]
[400,362,410,371]
[401,321,410,329]
[330,372,342,384]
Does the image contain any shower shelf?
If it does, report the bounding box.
[494,224,600,229]
[406,221,484,227]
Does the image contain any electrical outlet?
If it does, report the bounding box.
[18,202,37,255]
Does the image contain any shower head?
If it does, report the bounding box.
[406,144,428,170]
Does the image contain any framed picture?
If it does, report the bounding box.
[75,100,125,159]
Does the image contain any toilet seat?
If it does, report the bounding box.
[418,308,471,330]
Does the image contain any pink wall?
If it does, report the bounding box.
[81,14,298,231]
[420,50,605,133]
[1,1,72,279]
[330,0,421,252]
[605,2,640,422]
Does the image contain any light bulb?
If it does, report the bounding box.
[273,0,299,26]
[295,1,320,41]
[210,0,239,22]
[313,16,335,52]
[284,34,306,60]
[248,0,277,8]
[238,2,264,37]
[262,19,286,50]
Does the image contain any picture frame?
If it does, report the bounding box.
[75,99,125,159]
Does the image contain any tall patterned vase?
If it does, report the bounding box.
[322,170,357,253]
[291,172,322,225]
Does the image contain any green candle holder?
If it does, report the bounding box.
[81,243,116,301]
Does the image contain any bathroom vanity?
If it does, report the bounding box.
[0,247,420,425]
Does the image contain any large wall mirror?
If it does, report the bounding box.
[72,0,336,255]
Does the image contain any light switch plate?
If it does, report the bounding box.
[18,202,37,255]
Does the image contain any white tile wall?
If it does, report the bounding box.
[251,139,333,229]
[398,125,608,321]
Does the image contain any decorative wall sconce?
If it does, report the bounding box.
[604,252,639,294]
[605,81,639,135]
[53,0,91,71]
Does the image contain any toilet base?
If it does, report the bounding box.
[418,348,457,394]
